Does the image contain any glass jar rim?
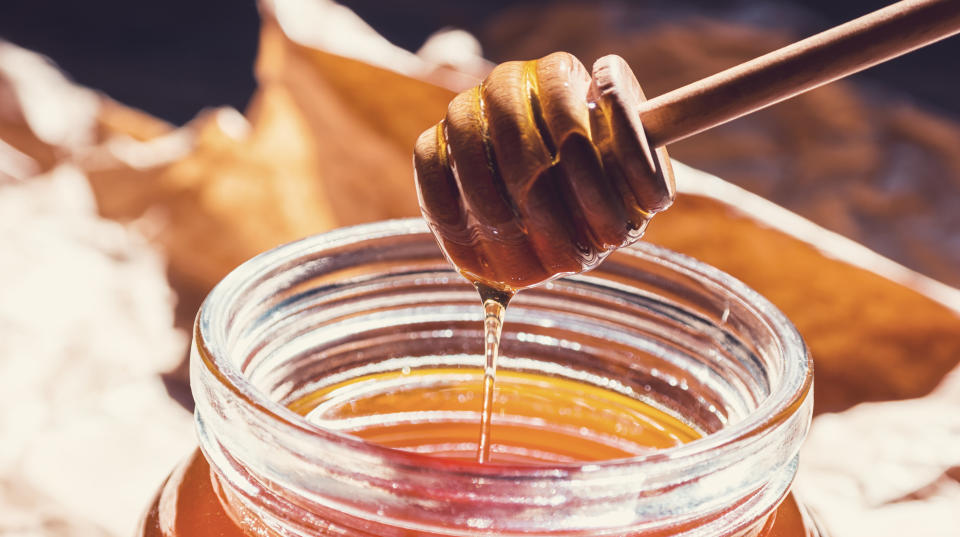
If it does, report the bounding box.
[193,217,812,478]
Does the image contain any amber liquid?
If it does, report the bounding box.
[140,282,820,537]
[474,283,512,463]
[142,372,818,536]
[289,369,699,464]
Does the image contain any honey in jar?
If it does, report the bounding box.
[138,221,826,537]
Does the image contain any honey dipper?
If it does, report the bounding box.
[414,0,960,291]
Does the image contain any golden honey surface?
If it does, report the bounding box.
[289,368,700,464]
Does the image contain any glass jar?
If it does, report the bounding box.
[139,218,826,537]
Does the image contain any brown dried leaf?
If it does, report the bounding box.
[83,8,464,316]
[649,165,960,413]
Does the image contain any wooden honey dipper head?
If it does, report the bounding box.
[414,52,675,292]
[414,0,960,293]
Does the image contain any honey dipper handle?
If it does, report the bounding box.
[637,0,960,147]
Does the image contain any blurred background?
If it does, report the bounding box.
[3,0,960,124]
[2,1,960,536]
[5,0,960,288]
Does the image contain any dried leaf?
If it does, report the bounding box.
[650,165,960,413]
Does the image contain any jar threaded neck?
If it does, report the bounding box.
[193,219,812,536]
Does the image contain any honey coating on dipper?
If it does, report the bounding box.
[415,52,675,291]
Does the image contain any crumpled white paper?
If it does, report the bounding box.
[798,368,960,537]
[0,165,193,536]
